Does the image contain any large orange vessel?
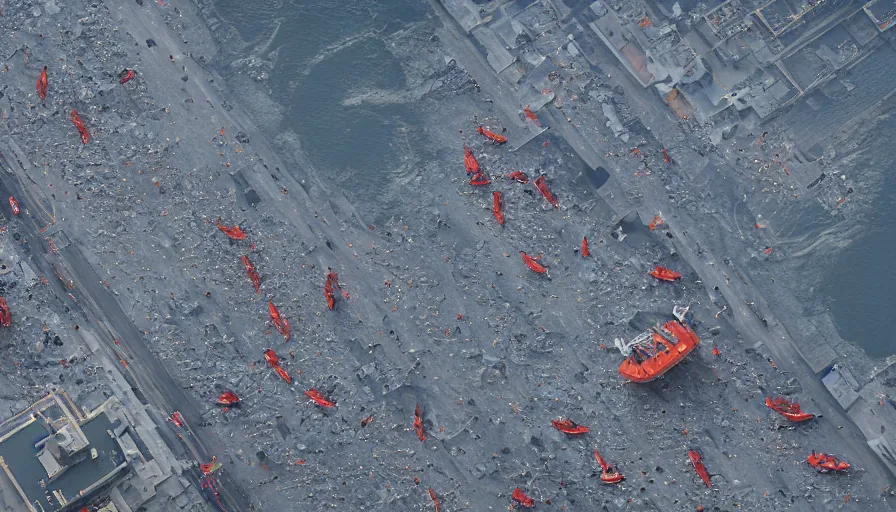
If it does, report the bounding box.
[616,321,699,383]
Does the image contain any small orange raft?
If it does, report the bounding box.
[807,452,850,473]
[594,450,624,484]
[765,396,815,423]
[649,266,681,281]
[618,321,699,383]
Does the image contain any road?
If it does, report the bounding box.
[0,149,251,511]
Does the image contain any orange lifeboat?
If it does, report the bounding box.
[618,321,699,383]
[765,396,815,422]
[593,450,624,484]
[648,266,681,281]
[215,390,240,408]
[807,452,850,473]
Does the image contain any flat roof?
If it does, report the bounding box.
[0,420,50,511]
[54,415,123,507]
[0,414,123,511]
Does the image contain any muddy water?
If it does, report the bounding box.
[212,0,430,217]
[818,113,896,359]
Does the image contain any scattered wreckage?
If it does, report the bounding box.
[304,388,336,408]
[511,487,535,508]
[215,219,248,240]
[324,268,349,310]
[241,256,261,294]
[20,96,848,510]
[414,404,426,441]
[533,174,559,209]
[36,66,48,101]
[70,110,90,145]
[505,170,529,184]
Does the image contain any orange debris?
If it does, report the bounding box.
[463,145,480,174]
[414,404,426,441]
[428,488,440,512]
[492,191,504,226]
[520,251,547,274]
[688,450,712,487]
[648,266,681,281]
[476,126,507,144]
[551,418,589,435]
[36,66,48,100]
[618,321,699,383]
[512,488,534,508]
[70,110,90,144]
[215,220,247,240]
[241,256,261,293]
[304,388,336,408]
[533,174,559,208]
[523,106,540,125]
[268,301,290,341]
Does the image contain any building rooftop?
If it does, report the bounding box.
[0,393,127,512]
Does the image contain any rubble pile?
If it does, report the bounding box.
[0,236,112,414]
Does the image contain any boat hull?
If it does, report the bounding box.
[618,321,699,383]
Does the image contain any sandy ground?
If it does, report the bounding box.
[0,0,894,511]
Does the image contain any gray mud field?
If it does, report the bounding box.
[0,0,894,511]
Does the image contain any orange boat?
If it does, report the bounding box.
[649,266,681,281]
[463,145,480,174]
[617,321,699,383]
[765,396,815,423]
[807,452,850,473]
[215,390,240,408]
[551,418,589,435]
[593,450,624,484]
[477,126,507,144]
[0,298,11,327]
[688,450,712,487]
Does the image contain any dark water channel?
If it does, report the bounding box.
[213,0,430,211]
[818,115,896,359]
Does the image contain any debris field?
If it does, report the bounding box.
[0,0,892,511]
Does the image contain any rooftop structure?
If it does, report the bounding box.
[0,392,131,511]
[0,391,193,512]
[543,0,889,125]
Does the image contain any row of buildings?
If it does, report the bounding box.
[444,0,895,137]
